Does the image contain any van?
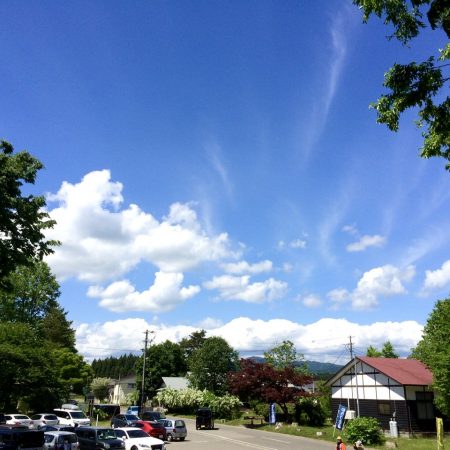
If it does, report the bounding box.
[0,429,45,450]
[52,411,90,428]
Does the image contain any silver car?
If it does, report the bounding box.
[44,431,79,450]
[158,419,187,441]
[31,414,59,429]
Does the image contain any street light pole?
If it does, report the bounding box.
[140,330,149,412]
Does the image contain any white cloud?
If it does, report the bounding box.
[221,260,273,275]
[290,239,307,249]
[302,294,323,308]
[87,271,200,313]
[45,170,237,282]
[346,234,386,252]
[328,265,415,310]
[203,275,288,303]
[423,260,450,291]
[75,316,423,362]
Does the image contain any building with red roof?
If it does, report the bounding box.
[326,357,440,435]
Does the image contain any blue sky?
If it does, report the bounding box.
[2,0,449,364]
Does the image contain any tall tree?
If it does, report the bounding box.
[39,304,76,351]
[264,340,307,372]
[179,329,207,363]
[0,261,60,324]
[366,341,399,358]
[188,336,239,395]
[411,297,450,416]
[228,359,313,422]
[0,322,64,411]
[0,140,58,288]
[353,0,450,169]
[137,340,187,401]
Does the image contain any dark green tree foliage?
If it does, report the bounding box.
[39,305,76,351]
[0,322,64,411]
[354,0,450,169]
[188,336,239,395]
[0,261,60,323]
[91,354,140,379]
[366,341,399,358]
[411,297,450,416]
[0,140,58,287]
[179,329,207,363]
[137,340,187,401]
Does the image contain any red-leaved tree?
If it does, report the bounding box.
[228,358,313,422]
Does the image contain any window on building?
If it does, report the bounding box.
[416,391,434,420]
[377,401,391,416]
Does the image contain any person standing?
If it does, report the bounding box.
[336,436,347,450]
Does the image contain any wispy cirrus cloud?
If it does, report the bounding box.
[299,5,356,161]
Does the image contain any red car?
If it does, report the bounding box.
[134,421,167,441]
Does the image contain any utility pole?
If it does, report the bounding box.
[140,330,149,412]
[347,335,360,418]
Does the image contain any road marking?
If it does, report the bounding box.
[209,434,278,449]
[262,437,290,444]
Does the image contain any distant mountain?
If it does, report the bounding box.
[247,356,342,377]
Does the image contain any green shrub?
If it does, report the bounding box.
[92,408,109,421]
[344,416,385,446]
[295,397,327,426]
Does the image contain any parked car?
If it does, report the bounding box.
[110,415,139,429]
[124,407,139,418]
[30,415,59,430]
[4,415,33,429]
[39,426,76,434]
[53,410,90,428]
[133,422,166,441]
[139,412,164,422]
[195,408,214,430]
[74,427,125,450]
[113,428,165,450]
[0,428,45,450]
[158,419,186,441]
[43,431,79,450]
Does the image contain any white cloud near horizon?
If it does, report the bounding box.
[44,170,238,282]
[75,316,423,362]
[328,264,415,310]
[423,260,450,291]
[203,275,288,303]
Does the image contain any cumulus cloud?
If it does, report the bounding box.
[221,260,273,275]
[301,294,323,308]
[423,260,450,291]
[203,275,288,303]
[87,271,200,313]
[44,170,237,282]
[328,265,415,310]
[75,316,423,362]
[346,234,386,252]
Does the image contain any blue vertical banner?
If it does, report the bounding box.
[269,403,276,424]
[335,404,347,430]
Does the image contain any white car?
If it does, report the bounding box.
[114,427,166,450]
[31,414,59,429]
[5,414,33,428]
[53,409,90,427]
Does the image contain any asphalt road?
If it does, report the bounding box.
[168,418,336,450]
